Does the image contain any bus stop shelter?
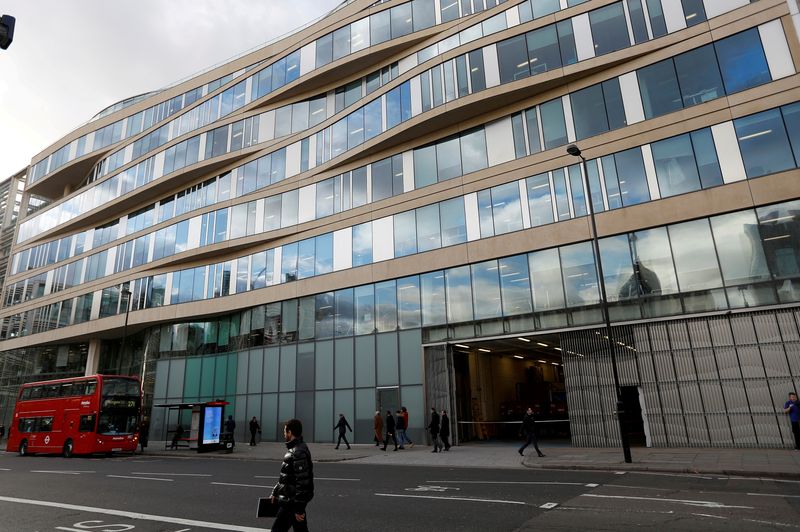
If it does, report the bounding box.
[153,401,232,453]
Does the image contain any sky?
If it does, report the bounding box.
[0,0,343,180]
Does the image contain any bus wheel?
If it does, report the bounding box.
[62,439,73,458]
[18,440,27,456]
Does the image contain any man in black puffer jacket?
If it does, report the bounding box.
[271,418,314,531]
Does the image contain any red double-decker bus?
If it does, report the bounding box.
[6,374,140,457]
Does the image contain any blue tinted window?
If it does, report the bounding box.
[590,3,630,55]
[690,128,723,189]
[552,169,571,221]
[352,223,372,267]
[571,84,609,140]
[497,35,530,84]
[674,45,724,107]
[614,148,650,206]
[637,59,682,119]
[297,239,315,280]
[627,0,649,44]
[652,134,702,198]
[715,29,771,94]
[556,20,577,66]
[394,211,417,257]
[440,197,467,247]
[735,109,796,179]
[499,255,533,316]
[782,103,800,165]
[540,98,567,149]
[416,204,441,253]
[527,173,554,227]
[315,234,333,275]
[527,25,561,74]
[471,260,502,320]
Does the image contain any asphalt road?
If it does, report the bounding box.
[0,451,797,531]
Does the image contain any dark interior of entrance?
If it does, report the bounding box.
[453,335,568,443]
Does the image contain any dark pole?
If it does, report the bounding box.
[567,144,632,463]
[120,286,132,363]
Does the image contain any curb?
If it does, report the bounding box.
[521,461,800,480]
[133,450,371,463]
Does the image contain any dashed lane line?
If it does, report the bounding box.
[0,495,269,532]
[746,492,800,499]
[130,472,212,477]
[107,475,173,482]
[425,480,585,486]
[255,475,360,481]
[32,470,95,475]
[375,493,527,505]
[212,482,271,488]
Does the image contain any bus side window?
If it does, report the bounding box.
[60,383,73,397]
[17,418,34,433]
[20,388,31,400]
[45,385,59,398]
[85,380,97,395]
[79,415,95,432]
[29,386,42,399]
[72,382,85,396]
[35,417,53,432]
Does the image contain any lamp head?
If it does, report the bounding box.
[566,145,582,157]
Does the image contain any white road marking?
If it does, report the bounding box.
[0,495,269,531]
[581,493,753,509]
[108,475,173,482]
[540,502,559,509]
[744,518,800,529]
[629,471,715,480]
[425,480,584,486]
[747,492,800,499]
[375,493,526,505]
[131,472,212,477]
[173,529,191,532]
[692,513,727,520]
[212,482,271,488]
[0,468,10,471]
[614,471,626,475]
[32,470,94,475]
[604,484,671,492]
[585,483,599,488]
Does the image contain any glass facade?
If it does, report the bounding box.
[5,0,799,450]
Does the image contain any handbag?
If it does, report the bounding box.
[257,497,279,518]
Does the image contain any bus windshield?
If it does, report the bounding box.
[98,378,139,435]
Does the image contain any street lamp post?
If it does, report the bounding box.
[567,144,633,464]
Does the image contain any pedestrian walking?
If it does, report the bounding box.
[250,416,261,446]
[271,418,314,532]
[518,407,545,457]
[395,410,407,449]
[428,407,441,453]
[784,392,800,450]
[381,410,398,451]
[401,406,414,447]
[373,411,383,446]
[333,413,352,450]
[440,410,451,451]
[225,415,236,447]
[138,418,149,453]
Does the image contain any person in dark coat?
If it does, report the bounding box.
[401,407,414,447]
[394,410,407,449]
[428,407,441,453]
[225,415,236,447]
[249,416,261,446]
[381,410,398,451]
[373,411,383,446]
[333,414,352,450]
[170,424,184,449]
[518,407,545,457]
[138,418,149,453]
[271,418,314,532]
[440,410,451,451]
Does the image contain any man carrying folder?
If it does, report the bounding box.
[268,418,314,531]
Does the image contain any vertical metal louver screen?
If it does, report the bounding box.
[560,309,800,448]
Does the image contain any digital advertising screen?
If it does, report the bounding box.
[203,405,222,444]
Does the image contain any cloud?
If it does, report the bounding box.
[0,0,342,181]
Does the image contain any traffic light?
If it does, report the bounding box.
[0,15,15,50]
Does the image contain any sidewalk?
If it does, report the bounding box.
[142,440,800,478]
